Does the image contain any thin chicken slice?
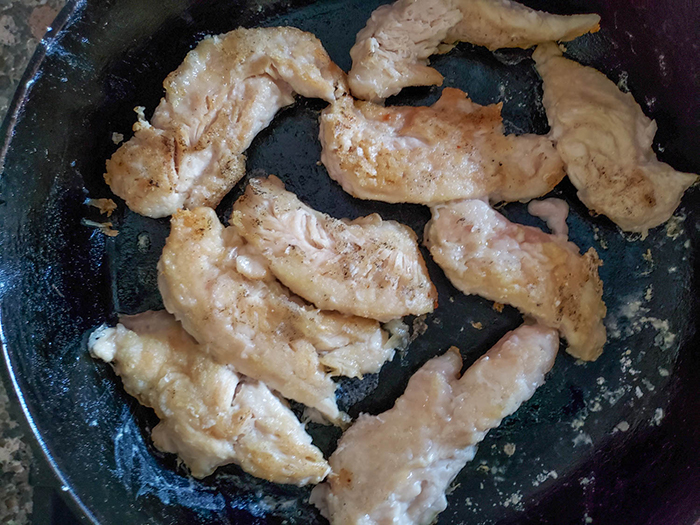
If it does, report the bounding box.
[320,89,564,205]
[105,27,348,218]
[424,199,606,360]
[311,323,558,525]
[88,310,329,484]
[232,176,437,322]
[158,206,399,424]
[533,42,697,235]
[348,0,599,101]
[445,0,600,51]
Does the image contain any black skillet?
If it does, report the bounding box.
[1,0,699,523]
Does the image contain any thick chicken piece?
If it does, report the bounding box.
[311,324,558,525]
[320,89,564,205]
[105,27,347,218]
[88,310,329,484]
[348,0,599,101]
[232,176,436,322]
[424,199,606,360]
[533,42,697,235]
[158,207,399,424]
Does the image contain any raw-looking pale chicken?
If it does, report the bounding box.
[533,42,698,235]
[158,207,402,424]
[424,199,606,360]
[232,176,437,322]
[88,310,329,484]
[105,27,348,218]
[348,0,600,101]
[320,89,564,205]
[310,324,559,525]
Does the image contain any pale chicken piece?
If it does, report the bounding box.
[158,206,399,424]
[311,324,558,525]
[348,0,462,102]
[320,89,564,205]
[445,0,600,51]
[348,0,599,101]
[528,197,569,237]
[88,310,329,484]
[105,27,348,218]
[533,42,698,235]
[232,176,437,322]
[424,199,606,360]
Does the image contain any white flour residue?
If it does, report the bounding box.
[612,421,630,433]
[605,294,678,351]
[532,470,558,487]
[113,408,226,512]
[650,408,665,426]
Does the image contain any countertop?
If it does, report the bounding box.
[0,1,67,523]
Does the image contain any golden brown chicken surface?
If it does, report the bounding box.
[105,27,347,218]
[320,89,564,205]
[232,176,437,322]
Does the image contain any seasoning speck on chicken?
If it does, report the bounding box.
[232,175,437,322]
[320,89,564,205]
[105,27,348,218]
[533,42,698,235]
[348,0,600,101]
[425,199,606,361]
[311,324,558,525]
[158,207,400,425]
[88,310,329,484]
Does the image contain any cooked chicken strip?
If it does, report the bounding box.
[320,89,564,205]
[311,324,558,525]
[232,176,437,322]
[88,310,329,484]
[158,207,399,424]
[445,0,600,51]
[424,199,606,360]
[348,0,599,101]
[533,42,698,235]
[105,27,347,218]
[348,0,462,102]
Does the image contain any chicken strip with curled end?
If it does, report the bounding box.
[105,27,348,218]
[232,176,437,322]
[424,199,606,361]
[533,42,697,235]
[320,89,564,205]
[349,0,600,101]
[311,324,558,525]
[158,207,402,425]
[88,310,329,484]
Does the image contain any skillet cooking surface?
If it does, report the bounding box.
[1,0,699,523]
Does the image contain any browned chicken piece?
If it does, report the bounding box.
[158,207,402,425]
[320,89,564,205]
[105,27,348,218]
[232,176,437,322]
[424,199,606,361]
[533,42,698,235]
[348,0,600,101]
[88,310,329,484]
[311,324,558,525]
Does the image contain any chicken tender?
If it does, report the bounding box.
[424,199,606,360]
[232,176,437,322]
[533,42,697,235]
[348,0,599,101]
[88,310,329,484]
[158,207,399,424]
[320,89,564,205]
[105,27,347,218]
[311,324,558,525]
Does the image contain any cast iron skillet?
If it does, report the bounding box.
[1,0,699,523]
